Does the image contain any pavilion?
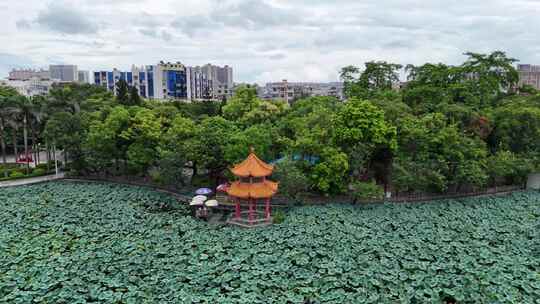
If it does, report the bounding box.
[226,149,278,227]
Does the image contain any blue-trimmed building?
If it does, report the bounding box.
[153,62,188,99]
[94,65,155,98]
[93,61,217,101]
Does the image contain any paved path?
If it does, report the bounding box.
[0,173,65,188]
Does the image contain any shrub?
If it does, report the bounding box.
[149,168,164,185]
[35,163,49,171]
[272,210,285,224]
[273,159,310,202]
[32,168,47,176]
[9,171,25,179]
[350,180,384,203]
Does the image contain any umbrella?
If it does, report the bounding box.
[192,195,208,202]
[190,200,204,206]
[217,183,230,192]
[205,200,219,207]
[196,188,213,195]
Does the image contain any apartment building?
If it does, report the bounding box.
[518,64,540,90]
[199,64,234,100]
[261,80,345,103]
[49,65,78,82]
[8,69,50,80]
[94,61,230,101]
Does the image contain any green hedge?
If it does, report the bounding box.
[0,167,56,182]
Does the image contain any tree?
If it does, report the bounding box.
[350,180,384,202]
[85,106,131,174]
[486,150,534,186]
[120,108,164,174]
[192,116,237,186]
[224,124,276,164]
[222,85,287,126]
[222,85,259,121]
[310,147,349,194]
[44,112,84,172]
[158,114,198,185]
[273,158,310,202]
[0,87,20,177]
[11,96,43,174]
[281,97,341,158]
[341,61,403,99]
[332,98,397,179]
[394,113,489,192]
[489,105,540,155]
[116,79,129,105]
[461,51,519,99]
[128,86,142,106]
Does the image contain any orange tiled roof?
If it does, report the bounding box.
[227,180,278,199]
[230,153,274,178]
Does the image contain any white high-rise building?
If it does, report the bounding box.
[8,68,50,80]
[49,65,78,82]
[186,66,212,100]
[93,61,231,101]
[0,77,54,97]
[518,64,540,90]
[198,64,234,100]
[78,70,90,84]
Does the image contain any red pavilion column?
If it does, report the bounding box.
[265,198,271,221]
[235,198,241,219]
[248,198,254,222]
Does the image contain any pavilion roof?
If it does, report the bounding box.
[230,152,274,178]
[227,180,278,199]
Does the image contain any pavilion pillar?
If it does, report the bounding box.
[254,199,258,220]
[248,199,254,222]
[265,198,271,221]
[235,199,241,219]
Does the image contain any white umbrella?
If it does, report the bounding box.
[205,200,219,207]
[192,195,208,202]
[190,200,204,206]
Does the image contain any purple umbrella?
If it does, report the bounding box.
[196,188,213,195]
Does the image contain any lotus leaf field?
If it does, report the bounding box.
[1,182,539,303]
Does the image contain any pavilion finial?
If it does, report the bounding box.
[249,146,255,154]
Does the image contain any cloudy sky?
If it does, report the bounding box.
[1,0,540,83]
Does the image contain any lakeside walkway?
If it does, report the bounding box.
[0,173,65,188]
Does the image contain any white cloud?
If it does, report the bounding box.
[2,0,540,83]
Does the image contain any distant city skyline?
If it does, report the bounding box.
[2,0,540,84]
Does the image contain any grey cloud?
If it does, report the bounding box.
[139,28,173,42]
[172,0,300,36]
[161,30,172,42]
[139,28,158,38]
[269,54,286,60]
[16,19,31,30]
[210,0,298,29]
[36,3,99,35]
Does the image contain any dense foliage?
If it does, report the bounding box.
[0,51,539,195]
[1,182,538,303]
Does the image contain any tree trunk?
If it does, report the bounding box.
[0,118,7,178]
[46,142,50,172]
[23,115,29,174]
[31,130,37,166]
[12,127,17,161]
[190,162,198,185]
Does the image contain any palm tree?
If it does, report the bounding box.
[11,96,42,174]
[0,96,11,178]
[28,96,48,166]
[0,93,21,178]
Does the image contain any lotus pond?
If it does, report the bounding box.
[1,181,539,303]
